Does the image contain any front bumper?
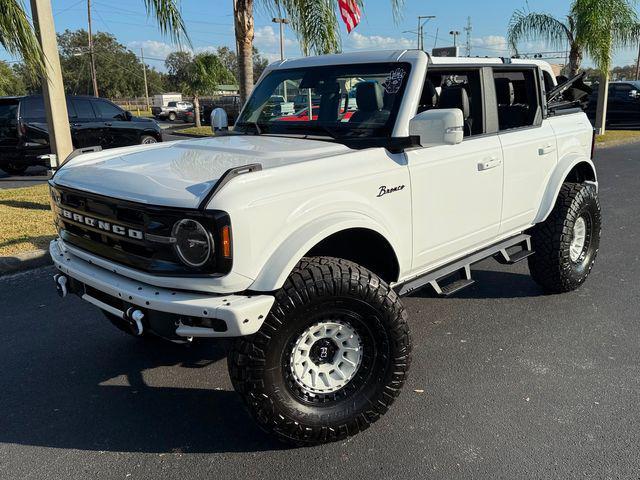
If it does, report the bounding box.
[50,239,275,338]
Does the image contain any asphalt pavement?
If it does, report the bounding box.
[1,142,639,479]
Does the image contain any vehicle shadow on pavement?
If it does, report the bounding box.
[0,332,287,454]
[409,269,545,300]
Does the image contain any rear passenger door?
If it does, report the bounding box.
[493,67,558,235]
[406,68,504,271]
[70,98,102,148]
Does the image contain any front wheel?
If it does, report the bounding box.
[228,257,412,446]
[528,182,601,293]
[168,112,176,121]
[140,135,158,145]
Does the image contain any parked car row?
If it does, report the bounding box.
[584,80,640,129]
[0,95,162,176]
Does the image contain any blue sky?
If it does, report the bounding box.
[2,0,638,71]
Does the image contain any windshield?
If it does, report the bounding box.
[236,63,411,140]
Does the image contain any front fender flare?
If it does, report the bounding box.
[249,213,400,292]
[534,154,597,224]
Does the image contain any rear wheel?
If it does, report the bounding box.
[2,163,28,176]
[228,257,412,445]
[528,182,601,293]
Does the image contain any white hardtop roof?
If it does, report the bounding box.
[269,49,552,71]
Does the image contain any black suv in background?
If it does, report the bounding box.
[0,95,162,175]
[585,81,640,129]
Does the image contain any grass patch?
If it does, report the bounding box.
[175,126,214,137]
[596,130,640,147]
[0,184,55,257]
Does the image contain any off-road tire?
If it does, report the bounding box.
[528,182,601,293]
[168,112,176,121]
[2,163,28,176]
[228,257,412,446]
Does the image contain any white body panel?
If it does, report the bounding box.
[50,51,596,330]
[406,135,504,272]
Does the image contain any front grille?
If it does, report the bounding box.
[49,184,231,276]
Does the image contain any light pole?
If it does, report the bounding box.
[272,17,290,61]
[417,15,436,51]
[272,17,290,101]
[449,30,461,47]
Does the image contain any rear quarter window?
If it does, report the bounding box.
[19,97,46,118]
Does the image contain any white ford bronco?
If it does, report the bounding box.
[49,50,601,445]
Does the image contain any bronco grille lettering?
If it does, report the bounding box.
[59,208,143,240]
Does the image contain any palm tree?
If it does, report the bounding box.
[508,11,582,76]
[0,0,188,77]
[508,0,640,132]
[233,0,404,103]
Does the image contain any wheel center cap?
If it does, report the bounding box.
[309,338,338,365]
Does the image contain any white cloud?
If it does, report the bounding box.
[346,32,414,51]
[128,40,177,60]
[254,26,296,49]
[470,35,509,55]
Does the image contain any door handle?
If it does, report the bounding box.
[478,156,502,171]
[72,123,82,127]
[538,144,556,155]
[104,122,113,127]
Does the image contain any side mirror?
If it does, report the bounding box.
[409,108,464,147]
[123,110,133,121]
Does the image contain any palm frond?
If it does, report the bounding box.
[0,0,45,76]
[142,0,190,47]
[572,0,640,73]
[507,9,573,53]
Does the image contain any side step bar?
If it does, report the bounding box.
[395,234,533,297]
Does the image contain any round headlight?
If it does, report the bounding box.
[171,219,213,267]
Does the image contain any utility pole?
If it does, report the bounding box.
[450,30,461,47]
[464,17,472,57]
[417,16,436,51]
[141,48,150,112]
[87,0,99,97]
[29,0,73,166]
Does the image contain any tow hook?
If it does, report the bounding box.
[124,307,145,336]
[53,274,68,298]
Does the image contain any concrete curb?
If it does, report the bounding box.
[0,249,51,276]
[168,130,213,138]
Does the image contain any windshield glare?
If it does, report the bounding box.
[236,63,410,139]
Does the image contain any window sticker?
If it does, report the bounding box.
[382,68,407,94]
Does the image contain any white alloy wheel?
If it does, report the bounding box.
[289,320,363,395]
[570,216,587,262]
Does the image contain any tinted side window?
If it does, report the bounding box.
[20,97,46,118]
[66,99,77,119]
[419,69,484,137]
[94,100,123,119]
[493,69,540,131]
[73,99,96,119]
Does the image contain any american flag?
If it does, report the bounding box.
[338,0,362,33]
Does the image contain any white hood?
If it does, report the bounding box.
[52,135,351,208]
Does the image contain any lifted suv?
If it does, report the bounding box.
[49,50,600,445]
